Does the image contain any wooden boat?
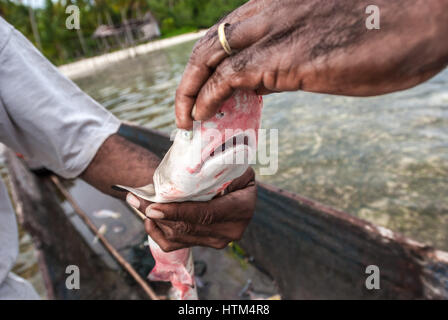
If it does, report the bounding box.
[5,122,448,299]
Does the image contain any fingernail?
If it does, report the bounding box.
[191,105,197,119]
[126,193,140,209]
[145,206,164,219]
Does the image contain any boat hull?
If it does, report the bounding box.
[5,122,448,299]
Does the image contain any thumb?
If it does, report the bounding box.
[125,192,153,219]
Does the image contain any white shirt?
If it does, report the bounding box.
[0,17,121,298]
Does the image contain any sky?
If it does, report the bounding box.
[21,0,49,8]
[31,0,46,8]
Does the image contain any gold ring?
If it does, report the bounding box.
[218,23,233,55]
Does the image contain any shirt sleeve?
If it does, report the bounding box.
[0,17,121,178]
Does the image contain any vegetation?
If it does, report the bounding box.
[0,0,247,65]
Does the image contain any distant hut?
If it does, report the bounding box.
[139,12,161,41]
[93,11,160,52]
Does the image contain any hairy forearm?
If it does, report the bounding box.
[291,0,448,95]
[81,134,160,199]
[175,0,448,128]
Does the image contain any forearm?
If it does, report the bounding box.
[81,134,160,199]
[293,0,448,96]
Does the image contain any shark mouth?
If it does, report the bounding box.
[187,133,252,174]
[209,133,250,158]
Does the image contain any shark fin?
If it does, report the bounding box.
[114,184,156,202]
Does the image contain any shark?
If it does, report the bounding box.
[116,89,263,299]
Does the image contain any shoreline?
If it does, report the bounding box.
[58,30,207,79]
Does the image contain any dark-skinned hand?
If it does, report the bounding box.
[175,0,448,129]
[126,167,256,252]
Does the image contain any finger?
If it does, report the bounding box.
[226,167,255,193]
[175,62,213,129]
[255,85,276,96]
[193,53,262,121]
[126,193,153,219]
[156,219,248,241]
[175,16,268,129]
[145,219,230,250]
[148,184,256,224]
[154,221,232,249]
[214,0,265,31]
[144,219,186,252]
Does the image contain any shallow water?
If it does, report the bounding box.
[75,40,448,251]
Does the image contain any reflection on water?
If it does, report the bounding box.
[75,40,448,251]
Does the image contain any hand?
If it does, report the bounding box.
[175,0,448,129]
[126,168,256,252]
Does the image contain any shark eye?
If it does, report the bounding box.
[216,111,225,119]
[181,130,193,140]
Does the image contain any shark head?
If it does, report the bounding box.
[117,90,262,203]
[153,89,263,202]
